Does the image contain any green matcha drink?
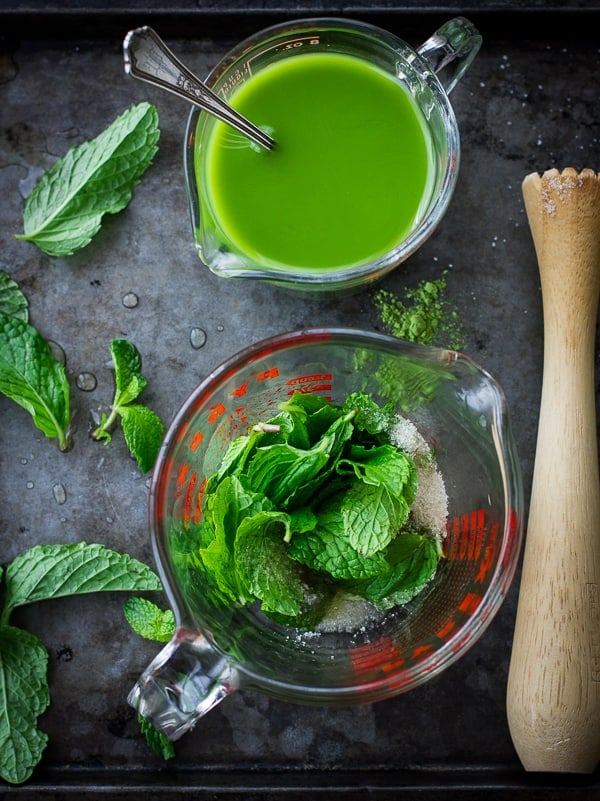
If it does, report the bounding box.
[195,52,434,272]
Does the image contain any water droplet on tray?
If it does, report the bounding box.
[47,340,67,365]
[26,481,34,489]
[122,292,139,308]
[53,483,67,505]
[189,327,207,349]
[76,372,97,391]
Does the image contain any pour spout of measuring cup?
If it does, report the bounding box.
[128,628,239,740]
[416,17,482,94]
[123,26,275,151]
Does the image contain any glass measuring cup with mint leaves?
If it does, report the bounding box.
[129,329,523,741]
[184,17,481,293]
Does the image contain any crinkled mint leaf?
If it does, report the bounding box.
[119,403,164,473]
[342,391,396,435]
[0,626,49,784]
[2,542,161,624]
[0,270,29,321]
[0,312,71,451]
[289,498,387,580]
[123,597,175,643]
[199,475,271,604]
[338,443,418,506]
[235,511,303,616]
[342,481,404,558]
[111,338,147,407]
[350,532,442,609]
[17,102,159,257]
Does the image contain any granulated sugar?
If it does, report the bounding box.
[389,415,448,536]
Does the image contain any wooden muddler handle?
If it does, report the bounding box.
[506,168,600,772]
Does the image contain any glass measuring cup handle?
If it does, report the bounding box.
[416,17,482,94]
[127,627,239,740]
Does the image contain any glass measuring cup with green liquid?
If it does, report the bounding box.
[185,18,481,293]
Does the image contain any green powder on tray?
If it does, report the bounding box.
[373,272,464,350]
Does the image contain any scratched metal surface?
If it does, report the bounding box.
[0,6,599,799]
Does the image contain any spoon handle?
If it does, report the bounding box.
[506,168,600,773]
[123,26,275,151]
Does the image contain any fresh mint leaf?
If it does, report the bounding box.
[1,542,161,625]
[289,501,388,580]
[342,391,396,436]
[16,103,159,257]
[342,481,405,558]
[120,404,165,473]
[137,713,175,760]
[337,444,418,506]
[0,312,71,451]
[91,339,164,473]
[123,597,175,643]
[0,626,49,784]
[349,532,442,609]
[199,475,270,603]
[0,270,29,321]
[245,439,331,508]
[234,511,303,616]
[112,338,147,406]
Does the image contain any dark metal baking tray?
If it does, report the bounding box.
[1,3,599,799]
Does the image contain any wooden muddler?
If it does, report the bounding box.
[506,168,600,773]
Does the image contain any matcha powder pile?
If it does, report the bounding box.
[373,272,464,350]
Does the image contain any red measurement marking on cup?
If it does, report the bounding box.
[286,373,333,386]
[189,431,204,452]
[182,470,198,523]
[445,508,486,561]
[208,403,226,423]
[256,367,279,381]
[436,619,457,641]
[175,464,190,499]
[230,381,250,398]
[476,521,499,583]
[411,643,435,660]
[285,373,333,397]
[194,476,207,523]
[458,591,482,616]
[350,637,403,675]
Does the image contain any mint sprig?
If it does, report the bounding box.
[0,542,161,784]
[16,103,159,257]
[92,339,164,473]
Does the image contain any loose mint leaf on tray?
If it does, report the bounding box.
[1,542,161,624]
[0,312,71,451]
[0,270,29,321]
[111,337,147,407]
[16,102,159,257]
[92,338,165,473]
[120,404,165,474]
[0,626,49,784]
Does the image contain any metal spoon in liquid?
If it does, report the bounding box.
[123,26,275,151]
